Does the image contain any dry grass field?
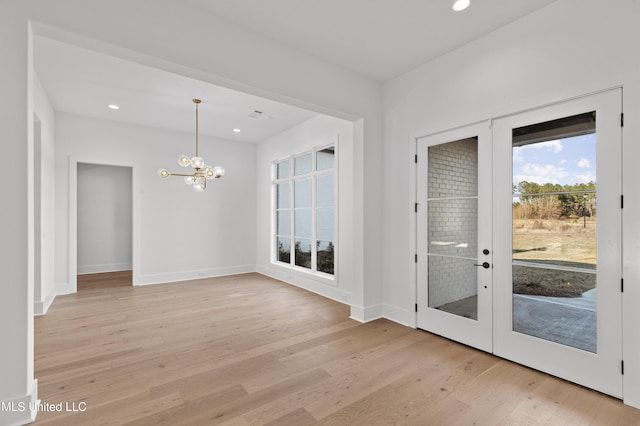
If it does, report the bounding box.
[512,217,596,297]
[512,217,596,267]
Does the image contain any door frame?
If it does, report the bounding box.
[67,157,140,294]
[415,121,493,352]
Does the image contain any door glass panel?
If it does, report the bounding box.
[428,256,478,320]
[427,137,479,320]
[428,138,478,198]
[512,111,597,352]
[428,199,477,259]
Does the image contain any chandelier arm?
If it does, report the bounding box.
[167,172,197,177]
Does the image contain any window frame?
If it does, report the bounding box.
[272,141,337,281]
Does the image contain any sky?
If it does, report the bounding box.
[513,133,596,187]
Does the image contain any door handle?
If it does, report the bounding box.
[474,262,490,269]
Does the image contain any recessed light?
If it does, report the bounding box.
[453,0,470,11]
[108,104,120,110]
[233,128,241,133]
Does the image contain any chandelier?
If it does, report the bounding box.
[158,99,225,192]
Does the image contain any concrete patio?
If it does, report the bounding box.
[513,288,596,352]
[435,288,597,352]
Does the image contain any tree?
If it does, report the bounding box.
[513,180,596,220]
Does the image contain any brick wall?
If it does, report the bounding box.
[427,138,479,308]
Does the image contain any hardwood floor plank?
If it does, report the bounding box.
[126,384,249,425]
[451,360,543,406]
[315,385,407,426]
[589,398,640,426]
[242,365,377,425]
[545,388,606,425]
[508,376,574,424]
[277,320,413,371]
[263,408,317,426]
[344,366,473,425]
[305,363,419,420]
[32,272,640,425]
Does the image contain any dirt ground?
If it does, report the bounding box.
[513,264,595,297]
[512,217,596,296]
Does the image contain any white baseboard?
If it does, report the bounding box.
[135,265,256,286]
[77,263,132,275]
[350,304,383,323]
[256,265,351,307]
[382,304,416,328]
[350,304,415,327]
[34,293,56,316]
[0,379,38,426]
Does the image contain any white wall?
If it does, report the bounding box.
[2,0,381,420]
[0,13,38,425]
[34,74,56,316]
[382,0,640,408]
[55,113,257,292]
[256,115,355,306]
[77,163,132,275]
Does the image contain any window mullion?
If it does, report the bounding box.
[312,175,318,272]
[273,182,277,264]
[290,176,295,267]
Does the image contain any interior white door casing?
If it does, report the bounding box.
[416,122,493,353]
[492,89,623,397]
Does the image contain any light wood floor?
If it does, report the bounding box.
[34,272,640,425]
[77,270,132,289]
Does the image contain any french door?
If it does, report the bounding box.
[416,122,493,352]
[416,89,622,397]
[493,89,622,397]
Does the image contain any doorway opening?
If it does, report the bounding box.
[77,162,133,289]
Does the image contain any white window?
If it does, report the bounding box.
[273,145,336,276]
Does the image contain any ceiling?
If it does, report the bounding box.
[183,0,558,82]
[34,0,558,142]
[34,37,317,144]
